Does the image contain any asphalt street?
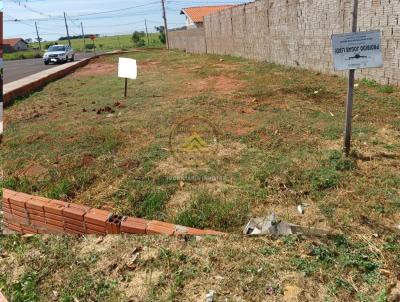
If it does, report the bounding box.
[4,52,96,84]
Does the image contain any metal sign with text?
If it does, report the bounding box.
[331,30,383,71]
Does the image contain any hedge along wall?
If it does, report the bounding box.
[1,189,224,236]
[169,0,400,86]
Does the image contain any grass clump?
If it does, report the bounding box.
[174,191,249,231]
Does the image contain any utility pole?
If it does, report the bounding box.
[63,12,71,47]
[81,22,86,49]
[343,0,359,156]
[145,19,150,46]
[161,0,169,49]
[35,22,41,50]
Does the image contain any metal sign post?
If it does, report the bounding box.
[344,0,359,156]
[118,58,137,98]
[124,78,128,98]
[332,0,382,157]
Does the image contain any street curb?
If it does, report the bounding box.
[3,49,165,107]
[3,57,96,107]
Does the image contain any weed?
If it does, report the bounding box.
[378,85,394,94]
[290,257,316,275]
[174,190,249,231]
[310,167,340,190]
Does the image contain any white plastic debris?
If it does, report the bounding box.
[205,290,216,302]
[244,213,329,236]
[297,205,305,214]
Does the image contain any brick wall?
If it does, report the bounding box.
[1,189,224,236]
[169,0,400,86]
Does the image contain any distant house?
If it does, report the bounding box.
[180,5,235,28]
[3,38,29,53]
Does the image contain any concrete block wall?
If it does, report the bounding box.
[169,0,400,86]
[169,28,207,54]
[1,189,224,236]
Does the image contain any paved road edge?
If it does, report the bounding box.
[3,49,154,107]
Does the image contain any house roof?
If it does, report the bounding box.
[181,5,236,23]
[4,38,28,47]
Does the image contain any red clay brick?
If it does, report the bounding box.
[2,203,12,211]
[45,212,63,221]
[7,222,22,233]
[69,203,91,212]
[27,209,45,217]
[21,225,38,234]
[146,221,176,236]
[31,220,47,229]
[86,223,106,234]
[46,218,64,228]
[2,207,12,216]
[9,192,32,208]
[65,228,85,235]
[29,214,45,222]
[203,229,225,235]
[10,204,27,215]
[1,197,11,206]
[64,222,85,233]
[3,188,17,200]
[84,209,112,227]
[121,217,148,234]
[63,207,86,220]
[64,217,84,227]
[26,197,48,211]
[4,211,29,224]
[44,200,69,215]
[46,223,64,233]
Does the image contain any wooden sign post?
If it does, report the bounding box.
[331,0,383,156]
[118,58,137,98]
[344,0,359,157]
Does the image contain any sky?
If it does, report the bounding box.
[4,0,246,41]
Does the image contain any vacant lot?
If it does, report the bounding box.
[1,49,400,301]
[2,49,400,232]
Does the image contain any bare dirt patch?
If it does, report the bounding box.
[72,62,117,77]
[186,75,245,96]
[139,59,161,71]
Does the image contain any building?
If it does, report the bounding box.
[3,38,29,53]
[180,5,235,28]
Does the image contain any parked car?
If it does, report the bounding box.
[43,45,75,65]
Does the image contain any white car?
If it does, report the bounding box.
[43,45,75,65]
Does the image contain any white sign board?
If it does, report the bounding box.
[118,58,137,79]
[331,30,383,71]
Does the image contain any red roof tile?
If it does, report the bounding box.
[4,38,28,47]
[181,5,235,23]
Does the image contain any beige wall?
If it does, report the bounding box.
[169,28,207,54]
[169,0,400,86]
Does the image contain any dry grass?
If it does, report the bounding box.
[1,49,400,301]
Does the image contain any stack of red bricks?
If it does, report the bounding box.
[1,189,224,236]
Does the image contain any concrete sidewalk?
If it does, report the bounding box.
[4,57,95,107]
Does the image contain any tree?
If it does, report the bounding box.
[155,26,166,44]
[132,31,145,47]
